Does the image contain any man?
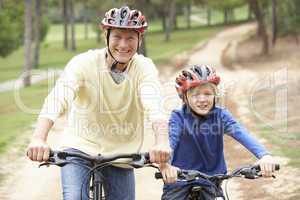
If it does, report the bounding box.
[27,6,175,200]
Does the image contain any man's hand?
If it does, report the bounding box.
[26,138,50,162]
[159,163,178,184]
[255,155,279,177]
[149,144,172,164]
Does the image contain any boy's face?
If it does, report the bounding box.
[186,84,216,116]
[108,28,140,63]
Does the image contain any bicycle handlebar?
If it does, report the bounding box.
[154,164,280,180]
[40,149,152,169]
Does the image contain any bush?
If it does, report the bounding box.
[0,1,24,57]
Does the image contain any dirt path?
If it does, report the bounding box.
[0,68,62,93]
[1,23,299,200]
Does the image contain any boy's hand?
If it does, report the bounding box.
[255,155,278,177]
[159,163,178,184]
[149,144,172,164]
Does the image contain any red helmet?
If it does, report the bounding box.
[175,65,220,99]
[101,6,148,33]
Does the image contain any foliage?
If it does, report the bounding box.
[273,0,300,36]
[0,0,24,57]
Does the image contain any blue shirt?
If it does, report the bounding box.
[166,105,269,188]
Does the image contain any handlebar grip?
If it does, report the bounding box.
[255,164,280,171]
[155,172,163,179]
[144,152,150,162]
[155,170,183,179]
[49,149,55,157]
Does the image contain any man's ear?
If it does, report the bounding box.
[104,30,108,46]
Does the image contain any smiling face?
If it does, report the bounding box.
[108,28,140,64]
[186,83,217,116]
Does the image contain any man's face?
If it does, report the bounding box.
[108,28,139,63]
[186,84,216,116]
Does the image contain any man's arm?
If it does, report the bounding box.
[27,117,53,162]
[149,119,172,164]
[26,55,83,162]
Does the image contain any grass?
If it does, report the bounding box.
[258,125,300,168]
[0,79,51,153]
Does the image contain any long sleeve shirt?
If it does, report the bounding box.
[166,104,269,188]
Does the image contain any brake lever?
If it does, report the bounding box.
[129,153,150,168]
[39,151,70,168]
[179,170,200,181]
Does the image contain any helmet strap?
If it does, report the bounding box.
[106,29,126,71]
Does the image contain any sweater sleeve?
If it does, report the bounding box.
[138,57,167,122]
[38,55,84,122]
[168,110,184,151]
[222,109,270,159]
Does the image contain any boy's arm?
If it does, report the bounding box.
[222,109,269,158]
[222,109,278,177]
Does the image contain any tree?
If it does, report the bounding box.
[165,0,176,41]
[206,0,246,24]
[63,0,69,49]
[69,0,76,51]
[271,0,277,46]
[83,1,89,40]
[185,0,191,29]
[33,0,42,68]
[0,1,24,58]
[24,0,33,87]
[249,0,269,55]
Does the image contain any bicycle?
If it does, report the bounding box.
[155,164,280,200]
[39,149,159,200]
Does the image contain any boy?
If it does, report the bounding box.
[161,65,278,200]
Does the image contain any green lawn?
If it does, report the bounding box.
[259,125,300,168]
[0,79,50,153]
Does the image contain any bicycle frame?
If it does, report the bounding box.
[40,150,158,200]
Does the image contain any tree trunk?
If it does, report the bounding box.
[63,0,69,49]
[69,0,76,51]
[207,7,211,26]
[272,0,277,46]
[138,36,147,56]
[33,0,42,69]
[173,6,177,30]
[186,0,191,29]
[249,0,269,55]
[224,8,228,25]
[135,0,147,55]
[248,2,252,20]
[44,0,48,15]
[23,0,33,87]
[83,1,88,40]
[162,12,166,32]
[165,0,176,42]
